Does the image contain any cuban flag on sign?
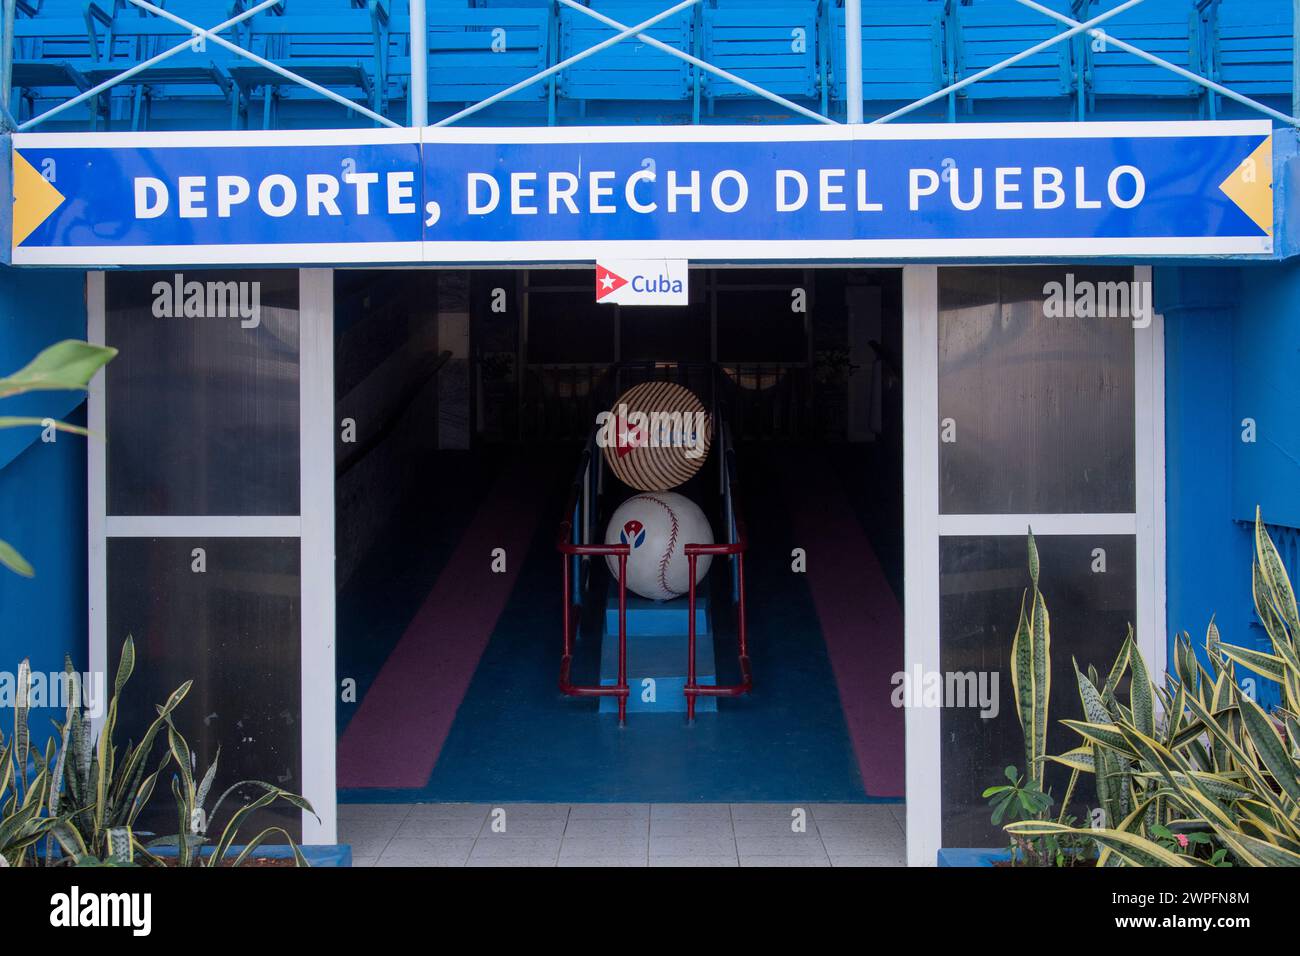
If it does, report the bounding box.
[620,520,646,549]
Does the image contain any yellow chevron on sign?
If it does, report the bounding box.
[11,150,67,249]
[1218,137,1273,236]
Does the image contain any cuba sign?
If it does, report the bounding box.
[595,259,688,305]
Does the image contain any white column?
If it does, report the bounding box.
[902,264,940,866]
[409,0,428,126]
[299,268,337,845]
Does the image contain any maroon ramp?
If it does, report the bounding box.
[777,455,905,799]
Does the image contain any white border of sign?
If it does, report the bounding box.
[13,121,1273,265]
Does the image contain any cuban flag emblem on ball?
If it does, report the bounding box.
[620,520,646,549]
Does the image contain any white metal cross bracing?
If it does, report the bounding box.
[16,0,400,131]
[1014,0,1300,129]
[553,0,838,126]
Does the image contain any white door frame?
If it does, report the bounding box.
[87,269,337,846]
[902,264,1166,866]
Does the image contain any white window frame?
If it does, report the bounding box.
[87,269,337,847]
[902,264,1166,866]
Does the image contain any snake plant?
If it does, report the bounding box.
[138,727,315,868]
[1008,508,1300,866]
[0,661,65,866]
[1011,530,1051,792]
[2,636,314,866]
[47,636,191,863]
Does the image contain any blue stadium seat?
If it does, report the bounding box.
[79,2,243,129]
[700,0,820,101]
[9,2,117,125]
[386,3,550,107]
[953,0,1077,99]
[10,4,113,97]
[226,0,391,127]
[829,0,948,104]
[558,1,695,101]
[1209,0,1293,102]
[1083,0,1204,100]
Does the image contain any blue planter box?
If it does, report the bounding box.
[149,844,352,867]
[937,848,1010,867]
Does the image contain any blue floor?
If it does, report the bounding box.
[336,448,510,740]
[339,446,889,804]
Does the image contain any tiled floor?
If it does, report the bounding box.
[340,802,906,867]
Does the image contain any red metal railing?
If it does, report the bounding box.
[684,480,750,719]
[557,446,751,725]
[557,448,632,722]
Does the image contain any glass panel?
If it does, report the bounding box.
[105,270,300,516]
[107,536,302,842]
[716,287,808,363]
[938,534,1135,848]
[938,267,1136,515]
[335,270,438,399]
[619,272,709,363]
[526,281,615,364]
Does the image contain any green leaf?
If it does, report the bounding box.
[1101,639,1131,702]
[1217,643,1287,683]
[1048,747,1096,774]
[114,636,135,700]
[0,417,91,437]
[1062,720,1138,757]
[1183,693,1288,816]
[1074,659,1111,725]
[231,827,310,868]
[1127,629,1155,739]
[1256,508,1300,638]
[1236,695,1300,807]
[1215,827,1300,867]
[1005,822,1194,867]
[0,341,117,398]
[0,539,34,578]
[1027,528,1040,587]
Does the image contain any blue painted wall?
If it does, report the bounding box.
[1233,262,1300,529]
[0,267,90,725]
[1160,267,1255,650]
[1160,260,1299,708]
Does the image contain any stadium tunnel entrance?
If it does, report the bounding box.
[333,266,906,807]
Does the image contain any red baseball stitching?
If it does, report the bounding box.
[632,494,680,598]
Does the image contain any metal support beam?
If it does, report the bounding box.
[1019,0,1300,129]
[1,0,15,116]
[433,0,703,127]
[1291,0,1299,120]
[873,0,1147,124]
[845,0,862,123]
[557,0,836,126]
[409,0,427,127]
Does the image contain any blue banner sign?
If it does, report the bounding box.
[10,123,1272,265]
